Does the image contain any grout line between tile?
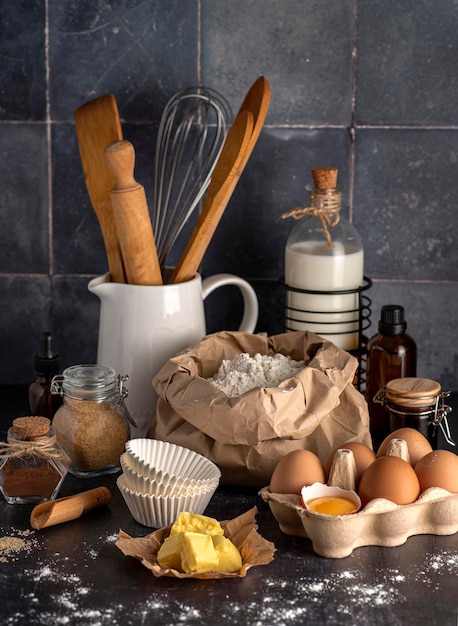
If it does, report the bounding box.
[197,0,202,84]
[349,0,358,224]
[45,0,53,279]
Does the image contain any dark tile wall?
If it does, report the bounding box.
[1,0,457,391]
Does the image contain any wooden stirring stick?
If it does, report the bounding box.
[30,487,112,530]
[75,95,126,283]
[105,140,163,285]
[169,110,253,284]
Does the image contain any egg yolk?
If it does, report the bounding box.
[307,496,358,515]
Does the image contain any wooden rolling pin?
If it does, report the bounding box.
[30,487,112,530]
[105,140,163,285]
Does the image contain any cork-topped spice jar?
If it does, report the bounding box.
[51,364,131,478]
[0,416,70,504]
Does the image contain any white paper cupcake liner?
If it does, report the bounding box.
[117,475,216,528]
[120,453,219,497]
[125,438,221,488]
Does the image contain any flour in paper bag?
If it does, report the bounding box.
[207,352,305,397]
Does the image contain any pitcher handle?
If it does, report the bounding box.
[201,274,258,333]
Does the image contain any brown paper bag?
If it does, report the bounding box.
[151,330,371,487]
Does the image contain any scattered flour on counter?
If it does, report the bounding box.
[3,528,458,626]
[207,352,305,397]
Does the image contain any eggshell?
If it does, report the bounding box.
[358,455,420,507]
[377,428,432,466]
[415,450,458,493]
[270,450,325,495]
[324,442,376,486]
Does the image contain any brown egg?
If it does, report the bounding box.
[325,442,376,486]
[358,455,420,507]
[377,428,433,466]
[270,449,325,495]
[414,450,458,493]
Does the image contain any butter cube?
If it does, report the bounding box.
[212,535,243,573]
[157,533,184,570]
[170,512,224,537]
[181,532,219,574]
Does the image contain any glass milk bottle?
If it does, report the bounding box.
[284,167,364,352]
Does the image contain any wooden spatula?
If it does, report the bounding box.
[169,77,271,284]
[169,110,254,284]
[237,75,271,160]
[75,94,126,283]
[104,140,163,286]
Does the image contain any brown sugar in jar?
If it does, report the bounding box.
[51,364,132,478]
[0,416,70,504]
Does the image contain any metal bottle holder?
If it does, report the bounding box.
[280,276,372,392]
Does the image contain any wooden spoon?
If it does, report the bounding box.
[169,76,271,284]
[30,487,112,530]
[75,94,126,283]
[237,75,271,161]
[105,140,163,285]
[169,110,254,284]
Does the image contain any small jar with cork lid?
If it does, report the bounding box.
[283,167,368,356]
[0,416,70,504]
[51,364,132,478]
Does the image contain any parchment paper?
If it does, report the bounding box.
[116,506,275,579]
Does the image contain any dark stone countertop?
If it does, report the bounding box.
[1,386,457,626]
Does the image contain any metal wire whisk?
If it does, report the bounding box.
[152,86,232,267]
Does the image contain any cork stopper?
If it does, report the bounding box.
[12,416,51,438]
[311,167,338,190]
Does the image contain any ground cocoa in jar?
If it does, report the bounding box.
[0,416,69,504]
[53,398,128,474]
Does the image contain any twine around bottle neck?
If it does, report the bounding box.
[282,188,341,248]
[0,435,66,461]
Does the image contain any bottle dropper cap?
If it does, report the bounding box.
[378,305,407,335]
[35,332,60,375]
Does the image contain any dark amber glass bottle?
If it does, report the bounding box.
[28,332,63,419]
[365,305,417,450]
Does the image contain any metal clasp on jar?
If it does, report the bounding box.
[433,390,454,447]
[50,375,64,396]
[115,374,137,428]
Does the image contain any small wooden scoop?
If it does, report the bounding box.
[30,487,112,530]
[75,95,126,283]
[105,140,163,285]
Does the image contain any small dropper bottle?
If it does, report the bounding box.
[29,332,63,419]
[365,305,417,449]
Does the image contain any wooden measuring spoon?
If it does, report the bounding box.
[105,140,163,285]
[169,110,254,284]
[30,487,112,530]
[75,95,126,283]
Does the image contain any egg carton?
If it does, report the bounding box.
[259,440,458,558]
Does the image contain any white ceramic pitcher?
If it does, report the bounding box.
[88,272,258,435]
